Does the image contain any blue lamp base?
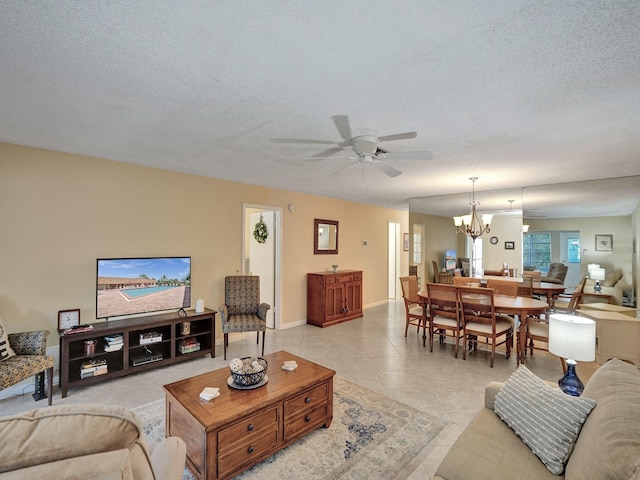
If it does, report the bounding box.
[558,359,584,396]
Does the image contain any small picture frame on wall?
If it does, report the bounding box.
[595,234,613,252]
[504,241,515,250]
[403,233,409,251]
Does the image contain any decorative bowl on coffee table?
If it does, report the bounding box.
[229,357,268,387]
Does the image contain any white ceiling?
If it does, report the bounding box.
[1,1,640,216]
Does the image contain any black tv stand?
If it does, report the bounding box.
[59,308,216,397]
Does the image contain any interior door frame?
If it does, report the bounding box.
[242,203,282,330]
[388,221,401,299]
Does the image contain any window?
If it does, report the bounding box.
[523,233,551,272]
[567,237,581,263]
[412,231,422,264]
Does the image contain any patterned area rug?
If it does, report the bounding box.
[134,376,449,480]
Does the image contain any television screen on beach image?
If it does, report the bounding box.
[96,257,191,319]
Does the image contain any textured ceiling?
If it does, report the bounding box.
[1,1,639,216]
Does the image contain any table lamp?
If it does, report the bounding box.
[590,267,605,293]
[548,314,596,396]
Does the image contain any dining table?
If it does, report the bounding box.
[418,289,549,364]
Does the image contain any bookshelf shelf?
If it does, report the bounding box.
[59,308,216,397]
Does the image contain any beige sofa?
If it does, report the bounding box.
[434,358,640,480]
[582,267,628,305]
[0,404,186,480]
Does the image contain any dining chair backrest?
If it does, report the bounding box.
[566,275,589,313]
[523,270,542,281]
[399,275,419,304]
[484,278,519,297]
[432,260,439,283]
[457,286,496,327]
[517,275,534,298]
[453,276,481,287]
[425,283,460,322]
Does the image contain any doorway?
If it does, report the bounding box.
[560,231,581,287]
[388,222,401,299]
[243,204,282,329]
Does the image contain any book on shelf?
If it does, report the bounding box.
[104,334,123,344]
[104,343,124,352]
[139,332,162,345]
[178,338,200,354]
[81,366,108,379]
[64,325,94,335]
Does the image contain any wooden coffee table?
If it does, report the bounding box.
[163,351,336,480]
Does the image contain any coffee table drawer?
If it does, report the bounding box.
[218,429,278,478]
[218,406,278,453]
[283,383,328,413]
[284,403,328,441]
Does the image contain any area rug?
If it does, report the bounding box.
[134,376,449,480]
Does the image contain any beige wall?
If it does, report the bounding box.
[482,214,523,273]
[0,142,409,346]
[409,212,464,286]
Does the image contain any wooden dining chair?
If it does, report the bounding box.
[517,275,534,298]
[399,276,425,337]
[525,276,588,356]
[425,283,463,357]
[453,277,481,286]
[484,278,519,297]
[457,286,514,367]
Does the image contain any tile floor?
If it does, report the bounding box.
[0,300,599,479]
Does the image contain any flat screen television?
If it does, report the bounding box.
[96,257,191,319]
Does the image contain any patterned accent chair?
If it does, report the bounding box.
[218,276,271,360]
[0,330,54,405]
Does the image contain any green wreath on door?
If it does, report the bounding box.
[253,214,268,244]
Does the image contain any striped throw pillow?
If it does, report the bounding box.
[0,315,16,361]
[494,365,596,475]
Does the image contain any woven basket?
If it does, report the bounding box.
[230,357,268,386]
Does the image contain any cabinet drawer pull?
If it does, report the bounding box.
[305,416,311,423]
[247,424,254,431]
[305,397,311,404]
[248,446,254,454]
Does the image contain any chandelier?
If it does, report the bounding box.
[453,177,493,241]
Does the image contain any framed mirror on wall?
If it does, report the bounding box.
[314,219,338,255]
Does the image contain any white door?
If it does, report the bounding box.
[246,207,279,329]
[388,222,400,299]
[560,231,581,287]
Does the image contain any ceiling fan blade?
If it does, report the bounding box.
[329,160,359,177]
[378,150,433,161]
[377,131,417,142]
[305,146,346,160]
[331,115,353,141]
[304,155,353,162]
[270,138,336,145]
[372,161,402,177]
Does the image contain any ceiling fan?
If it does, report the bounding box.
[271,115,433,177]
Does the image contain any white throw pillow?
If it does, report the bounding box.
[0,315,17,361]
[494,365,596,475]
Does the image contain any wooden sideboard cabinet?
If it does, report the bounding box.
[307,270,363,327]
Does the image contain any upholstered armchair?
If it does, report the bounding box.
[0,329,54,405]
[218,276,271,360]
[541,262,568,284]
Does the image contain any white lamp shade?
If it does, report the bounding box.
[481,213,493,226]
[522,224,530,233]
[587,263,600,274]
[461,214,472,226]
[453,216,463,227]
[591,267,606,281]
[548,314,596,362]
